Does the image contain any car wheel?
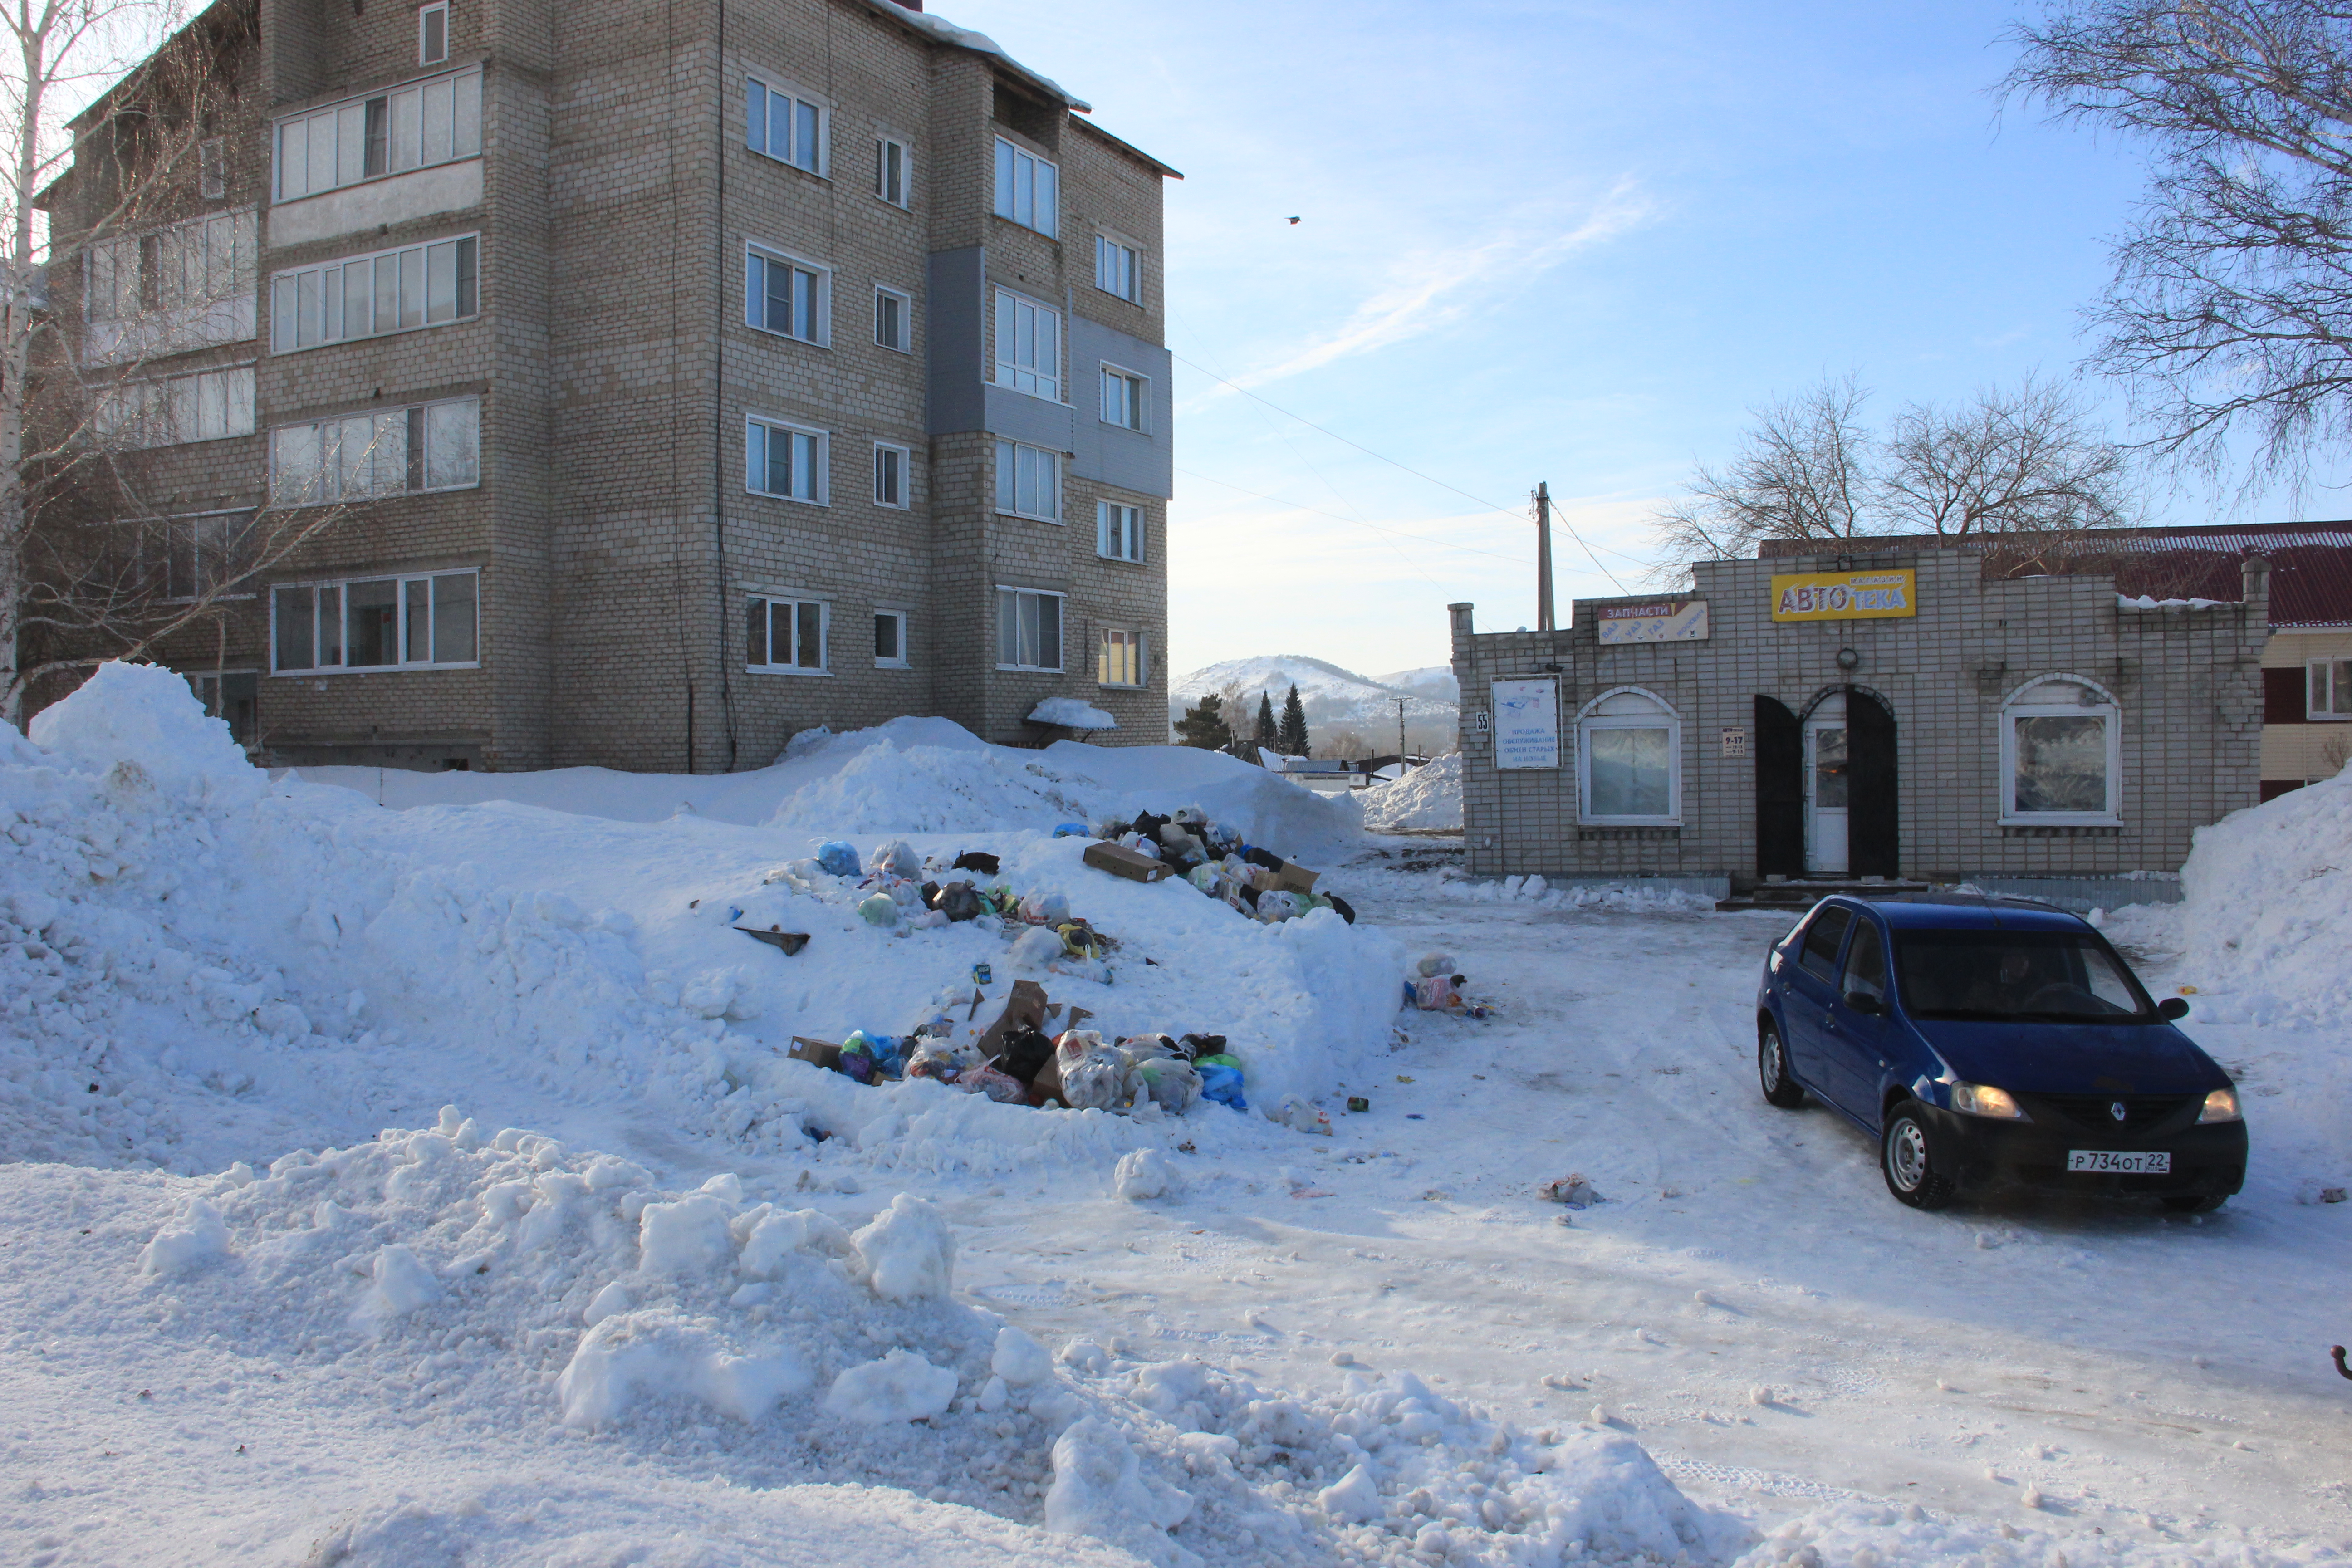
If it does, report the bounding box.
[1881,1103,1958,1210]
[1758,1021,1805,1109]
[2161,1194,2225,1214]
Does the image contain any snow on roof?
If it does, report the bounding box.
[1026,697,1117,730]
[852,0,1090,111]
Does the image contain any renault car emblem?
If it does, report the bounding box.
[2109,1100,2127,1122]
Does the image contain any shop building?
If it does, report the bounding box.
[1447,534,2294,904]
[33,0,1176,771]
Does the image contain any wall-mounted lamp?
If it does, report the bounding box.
[1835,647,1860,671]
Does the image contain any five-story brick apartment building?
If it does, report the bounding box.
[36,0,1176,770]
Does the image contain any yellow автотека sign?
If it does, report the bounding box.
[1770,569,1916,622]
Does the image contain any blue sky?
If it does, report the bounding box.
[933,0,2352,678]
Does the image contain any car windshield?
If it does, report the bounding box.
[1893,929,2157,1022]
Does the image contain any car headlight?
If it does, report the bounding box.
[1950,1082,2026,1120]
[2198,1088,2242,1123]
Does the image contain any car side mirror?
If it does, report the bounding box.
[1845,992,1883,1016]
[2157,996,2189,1021]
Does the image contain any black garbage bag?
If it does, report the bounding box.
[1326,893,1357,925]
[933,880,983,922]
[999,1025,1055,1085]
[951,851,1000,876]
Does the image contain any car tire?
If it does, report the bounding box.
[2160,1194,2225,1214]
[1881,1103,1958,1210]
[1758,1021,1805,1109]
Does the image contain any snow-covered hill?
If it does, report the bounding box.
[1372,666,1460,706]
[1169,656,1455,750]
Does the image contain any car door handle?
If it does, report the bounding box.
[1823,1019,1840,1032]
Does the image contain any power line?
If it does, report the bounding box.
[1174,466,1539,567]
[1171,351,1632,592]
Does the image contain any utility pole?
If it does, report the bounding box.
[1534,481,1556,632]
[1396,698,1407,770]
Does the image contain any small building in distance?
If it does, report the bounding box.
[1445,524,2351,907]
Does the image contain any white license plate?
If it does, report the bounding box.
[2068,1150,2171,1175]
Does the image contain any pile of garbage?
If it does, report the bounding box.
[1093,805,1357,926]
[789,977,1253,1118]
[1400,951,1494,1019]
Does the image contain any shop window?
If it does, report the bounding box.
[1577,688,1680,825]
[2000,676,2121,824]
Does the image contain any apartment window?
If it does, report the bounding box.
[1097,500,1144,563]
[83,208,258,362]
[272,569,478,672]
[874,135,909,206]
[994,439,1059,522]
[2311,658,2352,718]
[418,1,449,64]
[273,67,483,202]
[991,137,1057,237]
[269,397,480,505]
[873,609,909,669]
[872,442,909,508]
[746,594,826,672]
[746,246,828,344]
[186,670,258,746]
[2000,676,2121,824]
[1577,688,1681,826]
[199,138,227,200]
[993,289,1059,400]
[747,418,827,503]
[1094,235,1138,302]
[873,285,911,353]
[1098,628,1145,688]
[996,588,1062,671]
[1100,365,1148,432]
[745,77,826,175]
[93,365,255,449]
[270,234,477,352]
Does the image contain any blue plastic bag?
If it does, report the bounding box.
[1053,822,1089,838]
[816,841,862,877]
[1198,1063,1248,1112]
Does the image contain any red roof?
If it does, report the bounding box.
[1756,523,2352,628]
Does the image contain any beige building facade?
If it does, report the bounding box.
[37,0,1176,771]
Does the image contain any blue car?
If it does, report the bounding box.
[1754,894,2246,1212]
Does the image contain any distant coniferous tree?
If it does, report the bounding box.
[1254,692,1278,753]
[1278,684,1311,757]
[1175,693,1233,751]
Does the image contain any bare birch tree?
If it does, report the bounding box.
[1652,375,1877,569]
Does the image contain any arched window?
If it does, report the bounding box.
[1577,688,1681,826]
[2000,676,2121,825]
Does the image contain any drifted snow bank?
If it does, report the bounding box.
[2165,769,2352,1024]
[1359,755,1462,833]
[116,1116,1723,1567]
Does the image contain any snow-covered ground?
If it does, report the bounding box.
[5,666,2350,1567]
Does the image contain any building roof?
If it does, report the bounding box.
[1755,523,2352,630]
[856,0,1089,111]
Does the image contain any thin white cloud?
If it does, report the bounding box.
[1231,179,1656,390]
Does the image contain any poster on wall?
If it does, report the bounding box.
[1597,600,1710,644]
[1769,569,1917,621]
[1491,678,1559,769]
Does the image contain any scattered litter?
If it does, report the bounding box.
[735,925,809,955]
[1346,1096,1369,1113]
[1541,1174,1603,1208]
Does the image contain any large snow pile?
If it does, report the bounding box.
[2162,768,2352,1024]
[1358,755,1462,833]
[1,667,1397,1178]
[38,1114,1725,1567]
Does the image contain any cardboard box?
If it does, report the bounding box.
[1083,840,1171,883]
[1248,862,1320,894]
[789,1037,842,1071]
[975,980,1049,1061]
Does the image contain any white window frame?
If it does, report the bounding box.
[993,287,1060,401]
[267,396,480,505]
[995,586,1064,673]
[1098,627,1146,688]
[2309,657,2352,719]
[874,133,910,207]
[1099,363,1149,432]
[872,441,910,509]
[745,75,828,176]
[873,284,911,353]
[1575,686,1682,827]
[1093,232,1139,303]
[269,568,480,674]
[745,416,828,505]
[1096,499,1145,563]
[272,66,483,204]
[418,0,449,64]
[873,608,910,670]
[745,592,829,674]
[270,232,478,353]
[994,439,1061,523]
[94,364,256,449]
[82,207,258,364]
[745,245,830,346]
[991,137,1058,237]
[1999,675,2123,826]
